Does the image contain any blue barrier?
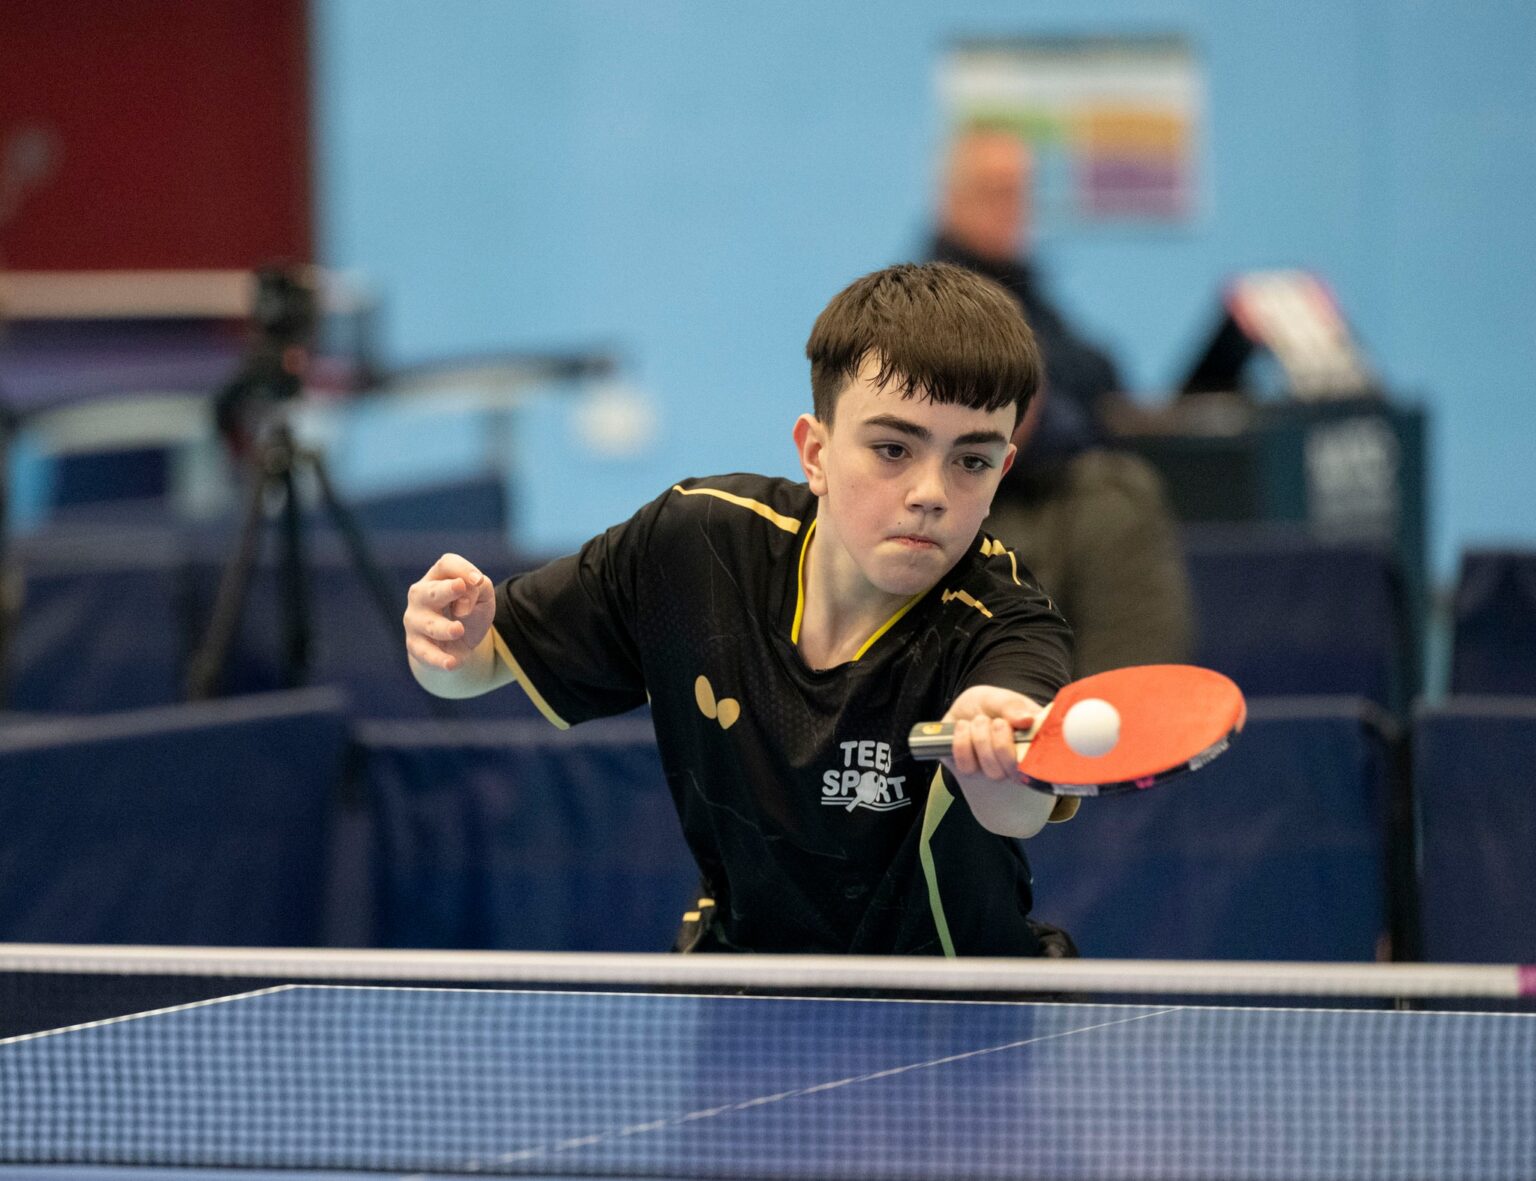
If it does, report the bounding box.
[12,691,1534,963]
[1183,528,1410,712]
[6,524,191,713]
[1026,697,1397,960]
[1414,697,1536,962]
[356,698,1398,960]
[0,688,350,946]
[5,520,540,718]
[1451,550,1536,695]
[354,713,695,951]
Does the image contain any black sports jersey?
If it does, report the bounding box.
[492,474,1074,955]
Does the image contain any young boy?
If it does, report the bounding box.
[404,262,1076,956]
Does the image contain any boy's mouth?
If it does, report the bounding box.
[889,533,940,549]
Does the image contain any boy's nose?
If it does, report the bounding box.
[906,464,948,513]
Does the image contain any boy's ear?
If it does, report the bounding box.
[1000,442,1017,477]
[793,413,829,497]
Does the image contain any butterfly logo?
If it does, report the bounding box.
[694,675,741,731]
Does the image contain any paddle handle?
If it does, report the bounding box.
[908,712,1049,761]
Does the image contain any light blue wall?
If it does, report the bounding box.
[312,0,1536,569]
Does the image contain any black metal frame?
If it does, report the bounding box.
[185,414,399,702]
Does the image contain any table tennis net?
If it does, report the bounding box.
[2,945,1532,1180]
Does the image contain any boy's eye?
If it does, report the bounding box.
[874,443,907,461]
[958,454,993,473]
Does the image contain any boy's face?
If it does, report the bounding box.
[794,357,1017,599]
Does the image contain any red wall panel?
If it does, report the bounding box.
[0,0,311,270]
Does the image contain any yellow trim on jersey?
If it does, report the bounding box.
[790,518,923,661]
[941,588,994,619]
[851,591,926,661]
[980,535,1022,585]
[917,767,957,957]
[790,520,815,644]
[671,483,802,534]
[490,629,571,730]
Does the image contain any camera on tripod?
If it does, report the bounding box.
[215,265,320,455]
[251,266,318,361]
[189,264,400,701]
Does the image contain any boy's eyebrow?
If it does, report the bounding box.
[859,414,1010,449]
[953,428,1012,448]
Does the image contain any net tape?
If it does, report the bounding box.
[1,943,1531,998]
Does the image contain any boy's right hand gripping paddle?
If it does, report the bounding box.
[908,664,1246,797]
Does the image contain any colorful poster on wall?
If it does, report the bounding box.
[939,35,1203,227]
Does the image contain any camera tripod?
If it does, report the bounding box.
[184,410,401,702]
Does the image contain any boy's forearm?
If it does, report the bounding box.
[953,772,1058,838]
[409,628,514,699]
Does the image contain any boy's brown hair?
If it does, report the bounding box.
[805,262,1041,425]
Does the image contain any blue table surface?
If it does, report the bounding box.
[2,984,1533,1181]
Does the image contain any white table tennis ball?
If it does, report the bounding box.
[1062,698,1121,757]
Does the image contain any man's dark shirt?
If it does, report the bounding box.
[931,234,1123,462]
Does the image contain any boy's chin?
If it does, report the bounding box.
[865,552,952,597]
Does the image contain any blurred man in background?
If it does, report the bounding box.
[931,127,1121,456]
[931,126,1193,676]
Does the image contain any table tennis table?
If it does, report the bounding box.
[2,981,1532,1181]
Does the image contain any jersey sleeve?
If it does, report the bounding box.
[944,578,1078,824]
[953,578,1075,709]
[491,489,669,726]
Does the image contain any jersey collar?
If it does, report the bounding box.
[789,519,927,664]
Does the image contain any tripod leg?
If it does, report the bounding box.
[305,449,464,720]
[276,462,311,688]
[186,461,271,701]
[304,449,405,640]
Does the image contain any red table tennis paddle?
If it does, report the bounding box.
[909,664,1246,797]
